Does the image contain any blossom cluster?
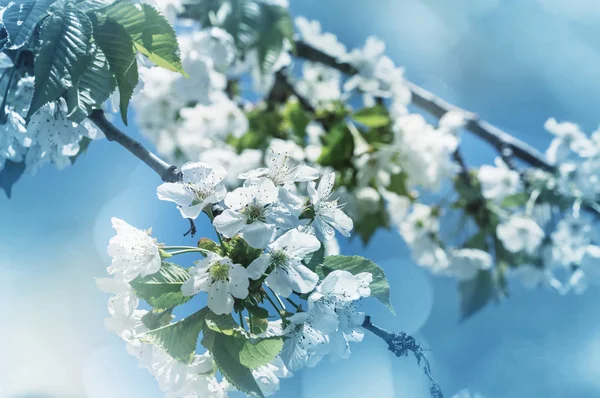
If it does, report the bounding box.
[0,65,101,174]
[122,3,600,303]
[98,155,387,397]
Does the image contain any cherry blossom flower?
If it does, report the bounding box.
[497,216,544,254]
[181,252,250,315]
[157,162,227,219]
[308,172,353,240]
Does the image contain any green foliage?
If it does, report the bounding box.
[352,105,391,128]
[28,1,92,118]
[143,308,209,362]
[141,308,174,330]
[459,270,494,321]
[75,0,117,12]
[66,45,117,122]
[225,236,263,267]
[317,255,395,314]
[185,0,293,74]
[387,172,412,198]
[100,2,185,74]
[302,244,325,271]
[207,331,265,397]
[317,123,355,169]
[130,262,192,309]
[198,237,222,256]
[204,311,245,337]
[501,192,528,208]
[248,313,268,335]
[353,204,391,245]
[239,337,283,369]
[3,0,57,49]
[282,98,311,143]
[91,14,138,124]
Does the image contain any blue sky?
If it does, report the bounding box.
[1,1,600,397]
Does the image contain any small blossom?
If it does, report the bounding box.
[477,157,521,201]
[247,229,320,297]
[239,149,319,187]
[308,172,353,240]
[448,249,493,280]
[107,218,161,282]
[181,252,249,315]
[157,162,227,219]
[497,216,544,255]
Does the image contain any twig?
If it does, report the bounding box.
[362,316,443,398]
[89,110,182,183]
[183,218,197,237]
[294,40,553,172]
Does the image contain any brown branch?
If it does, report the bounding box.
[89,110,182,183]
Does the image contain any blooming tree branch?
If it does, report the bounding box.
[294,40,552,171]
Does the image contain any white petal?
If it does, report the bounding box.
[213,209,246,238]
[247,254,272,280]
[208,280,234,315]
[229,264,250,299]
[156,182,192,206]
[242,221,276,249]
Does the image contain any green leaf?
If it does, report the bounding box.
[69,136,92,164]
[282,99,311,141]
[100,1,185,75]
[0,160,25,198]
[210,332,265,398]
[248,314,268,335]
[239,337,283,369]
[463,232,489,251]
[3,0,56,49]
[220,0,262,50]
[352,105,390,128]
[204,311,245,337]
[27,1,93,118]
[91,14,138,124]
[387,172,411,198]
[302,244,325,271]
[501,192,528,208]
[129,262,192,309]
[317,123,355,169]
[66,46,117,123]
[75,0,116,12]
[141,308,174,330]
[354,205,390,245]
[142,308,209,362]
[317,255,395,315]
[225,236,263,267]
[459,270,494,320]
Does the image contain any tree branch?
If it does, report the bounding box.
[363,316,443,398]
[294,40,553,172]
[89,110,182,183]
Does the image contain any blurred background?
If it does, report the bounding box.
[2,0,600,397]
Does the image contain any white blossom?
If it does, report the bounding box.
[281,312,329,372]
[107,218,161,282]
[477,157,521,201]
[497,216,544,254]
[181,252,250,315]
[448,248,493,280]
[308,172,353,240]
[247,229,320,297]
[157,162,227,219]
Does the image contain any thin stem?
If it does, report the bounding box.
[238,311,246,331]
[163,246,200,251]
[362,316,443,398]
[89,110,182,183]
[268,286,286,311]
[168,248,208,256]
[264,293,283,319]
[205,207,228,254]
[284,297,301,311]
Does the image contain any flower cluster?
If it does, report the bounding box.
[98,157,389,397]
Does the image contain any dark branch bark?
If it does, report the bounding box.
[363,316,443,398]
[89,110,182,183]
[294,40,553,172]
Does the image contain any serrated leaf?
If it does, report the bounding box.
[302,244,324,271]
[204,311,245,337]
[352,105,390,128]
[27,2,92,118]
[91,14,138,124]
[459,270,494,320]
[66,46,117,123]
[3,0,56,49]
[240,337,283,369]
[100,1,185,74]
[0,160,25,198]
[129,262,192,309]
[75,0,116,13]
[210,332,265,398]
[142,308,208,362]
[141,308,174,330]
[317,255,395,315]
